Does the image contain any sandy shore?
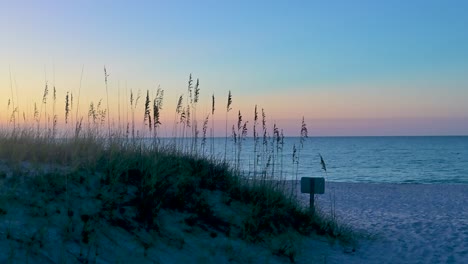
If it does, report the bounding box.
[296,182,468,263]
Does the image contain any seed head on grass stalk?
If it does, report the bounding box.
[253,105,258,141]
[104,66,111,138]
[34,102,39,125]
[273,124,280,148]
[70,92,74,128]
[224,90,233,160]
[97,99,106,127]
[42,82,48,104]
[292,144,299,198]
[176,95,183,115]
[201,114,209,153]
[227,91,232,112]
[153,86,164,138]
[211,94,215,155]
[42,82,48,131]
[188,74,193,104]
[53,115,57,138]
[194,79,200,104]
[180,109,186,124]
[241,121,248,160]
[9,108,17,127]
[212,94,215,115]
[242,122,248,139]
[237,111,242,135]
[173,94,184,144]
[262,108,268,150]
[65,92,70,124]
[319,153,328,177]
[144,90,152,132]
[153,101,161,136]
[300,117,308,148]
[52,86,57,137]
[88,102,95,126]
[155,86,164,109]
[236,111,247,171]
[280,129,284,149]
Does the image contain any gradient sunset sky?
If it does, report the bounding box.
[1,0,467,136]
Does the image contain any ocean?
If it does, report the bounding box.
[192,136,468,184]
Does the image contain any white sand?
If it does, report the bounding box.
[297,182,468,263]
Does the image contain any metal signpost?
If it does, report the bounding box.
[300,177,325,214]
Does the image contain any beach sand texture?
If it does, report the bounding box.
[296,182,468,263]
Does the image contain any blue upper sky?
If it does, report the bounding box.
[1,0,468,135]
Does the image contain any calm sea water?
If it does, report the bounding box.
[189,136,468,184]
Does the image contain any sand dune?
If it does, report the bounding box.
[1,159,466,263]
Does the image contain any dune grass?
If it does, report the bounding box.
[0,72,353,262]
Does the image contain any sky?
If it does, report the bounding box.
[1,0,468,136]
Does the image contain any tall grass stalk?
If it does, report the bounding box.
[293,117,308,199]
[52,86,57,138]
[144,90,152,134]
[201,114,209,154]
[191,77,200,155]
[8,66,16,130]
[173,95,183,148]
[211,94,215,157]
[118,81,121,133]
[70,92,74,131]
[52,64,56,138]
[130,90,141,141]
[75,65,84,137]
[153,86,164,142]
[225,90,232,160]
[187,74,193,152]
[34,102,39,134]
[41,82,49,133]
[65,92,70,126]
[253,105,259,181]
[104,66,111,139]
[14,76,20,128]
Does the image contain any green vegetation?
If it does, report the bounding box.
[0,72,353,263]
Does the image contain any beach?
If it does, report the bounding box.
[296,182,468,263]
[1,161,467,263]
[2,0,468,261]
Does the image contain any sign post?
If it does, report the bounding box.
[301,177,325,214]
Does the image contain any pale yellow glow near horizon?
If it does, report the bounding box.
[1,67,468,136]
[1,78,466,121]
